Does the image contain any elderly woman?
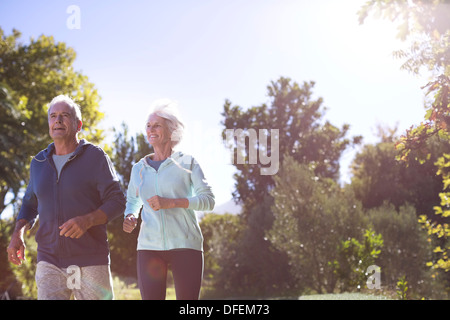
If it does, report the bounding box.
[123,100,215,300]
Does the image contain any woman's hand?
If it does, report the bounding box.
[147,195,189,211]
[147,195,171,211]
[123,214,138,233]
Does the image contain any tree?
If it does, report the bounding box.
[359,0,449,296]
[351,134,449,217]
[0,218,23,299]
[200,213,244,297]
[268,156,365,293]
[0,27,104,214]
[234,195,295,296]
[358,0,450,158]
[221,77,361,295]
[332,228,383,292]
[418,154,450,277]
[367,203,435,298]
[222,77,362,213]
[359,1,449,160]
[0,83,34,214]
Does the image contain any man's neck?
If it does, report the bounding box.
[53,138,80,155]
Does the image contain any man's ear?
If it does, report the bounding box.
[77,120,83,132]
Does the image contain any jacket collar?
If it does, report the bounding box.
[43,139,91,160]
[140,151,185,170]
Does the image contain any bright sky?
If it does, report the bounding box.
[0,0,428,207]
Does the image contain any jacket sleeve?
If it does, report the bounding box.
[17,163,38,227]
[187,159,215,212]
[96,151,126,222]
[124,164,144,218]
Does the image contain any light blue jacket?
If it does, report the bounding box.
[125,151,215,251]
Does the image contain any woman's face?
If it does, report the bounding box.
[146,114,171,146]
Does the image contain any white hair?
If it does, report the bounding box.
[146,99,184,147]
[48,95,82,122]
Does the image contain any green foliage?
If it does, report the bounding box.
[367,204,433,296]
[222,76,361,212]
[269,155,365,294]
[0,83,34,213]
[396,276,409,300]
[111,122,152,191]
[358,0,449,75]
[11,227,38,299]
[332,228,383,292]
[0,218,22,298]
[352,135,449,218]
[396,75,450,163]
[418,154,450,275]
[360,1,449,297]
[0,27,104,214]
[220,77,360,296]
[0,28,104,144]
[352,140,408,209]
[235,196,294,296]
[200,213,244,297]
[0,216,39,299]
[361,0,450,163]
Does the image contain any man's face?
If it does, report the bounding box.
[48,102,81,141]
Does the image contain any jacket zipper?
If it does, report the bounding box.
[47,156,65,263]
[55,154,77,183]
[50,154,77,260]
[154,171,167,250]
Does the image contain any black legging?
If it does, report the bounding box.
[137,249,203,300]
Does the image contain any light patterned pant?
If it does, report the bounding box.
[35,261,114,300]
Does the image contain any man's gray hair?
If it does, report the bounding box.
[48,95,82,122]
[147,99,184,147]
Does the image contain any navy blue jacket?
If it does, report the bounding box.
[18,139,126,268]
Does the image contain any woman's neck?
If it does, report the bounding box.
[151,143,172,161]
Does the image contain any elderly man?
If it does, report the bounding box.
[7,95,125,300]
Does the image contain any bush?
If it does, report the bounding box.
[200,213,245,297]
[268,156,365,294]
[332,228,383,292]
[366,203,437,298]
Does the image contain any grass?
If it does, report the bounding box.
[112,276,394,300]
[299,292,393,300]
[112,276,176,300]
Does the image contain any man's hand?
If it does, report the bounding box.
[7,236,26,266]
[59,210,107,239]
[59,216,91,239]
[7,219,28,265]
